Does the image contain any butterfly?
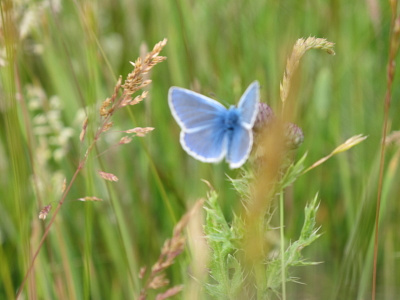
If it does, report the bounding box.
[168,81,260,169]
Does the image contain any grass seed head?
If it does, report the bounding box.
[148,274,169,290]
[38,204,52,220]
[98,171,119,182]
[119,136,133,144]
[101,121,113,133]
[155,286,184,300]
[122,39,167,96]
[100,98,112,117]
[79,117,89,142]
[124,127,154,137]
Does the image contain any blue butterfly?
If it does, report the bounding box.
[168,81,260,169]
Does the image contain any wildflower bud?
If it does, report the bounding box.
[285,123,304,149]
[253,102,275,131]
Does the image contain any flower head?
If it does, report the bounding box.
[253,102,275,131]
[285,123,304,149]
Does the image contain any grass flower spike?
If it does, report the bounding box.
[17,39,167,298]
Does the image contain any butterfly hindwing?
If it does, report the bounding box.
[180,124,228,162]
[226,124,253,168]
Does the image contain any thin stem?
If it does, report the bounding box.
[280,192,286,300]
[17,114,107,298]
[15,35,166,298]
[372,5,400,299]
[16,160,85,299]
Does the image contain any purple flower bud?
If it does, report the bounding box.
[252,103,304,153]
[285,123,304,149]
[253,102,275,131]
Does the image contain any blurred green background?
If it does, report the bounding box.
[1,0,400,299]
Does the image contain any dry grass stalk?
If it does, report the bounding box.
[239,38,336,293]
[280,37,335,108]
[94,38,167,145]
[303,134,367,174]
[20,39,167,298]
[372,6,400,300]
[138,199,205,300]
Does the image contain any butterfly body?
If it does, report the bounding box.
[169,81,260,169]
[225,107,240,130]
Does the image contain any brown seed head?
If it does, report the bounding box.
[155,285,184,300]
[79,117,89,142]
[98,171,119,182]
[39,204,52,220]
[122,39,167,96]
[100,98,112,117]
[102,122,113,133]
[119,136,133,145]
[123,127,154,137]
[148,274,169,290]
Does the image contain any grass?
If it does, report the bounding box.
[1,0,400,299]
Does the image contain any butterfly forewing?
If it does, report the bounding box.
[169,87,227,132]
[238,81,260,128]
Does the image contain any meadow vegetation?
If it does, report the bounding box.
[1,0,400,299]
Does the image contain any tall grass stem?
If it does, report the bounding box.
[372,3,400,299]
[280,192,286,300]
[16,161,84,299]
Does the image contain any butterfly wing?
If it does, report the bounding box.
[226,124,252,169]
[169,87,228,162]
[180,125,228,163]
[237,81,260,128]
[226,81,260,168]
[169,87,227,132]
